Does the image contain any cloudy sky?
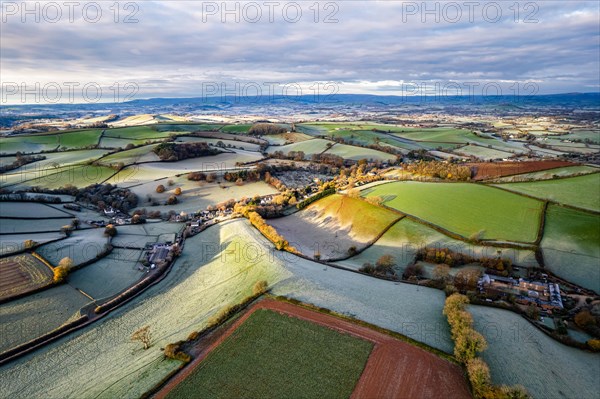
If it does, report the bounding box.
[1,0,599,103]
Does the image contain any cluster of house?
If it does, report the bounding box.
[478,274,563,311]
[189,208,234,228]
[103,207,132,225]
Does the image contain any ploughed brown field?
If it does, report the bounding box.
[468,160,576,180]
[0,254,53,301]
[155,299,472,399]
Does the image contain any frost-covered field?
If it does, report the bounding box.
[0,219,453,398]
[470,306,600,399]
[68,249,144,300]
[36,228,110,267]
[0,284,90,353]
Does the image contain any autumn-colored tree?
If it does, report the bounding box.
[104,224,117,237]
[376,254,396,273]
[156,184,166,193]
[53,257,73,283]
[454,328,487,363]
[174,187,182,195]
[466,358,492,398]
[454,268,481,291]
[131,326,151,350]
[24,239,37,249]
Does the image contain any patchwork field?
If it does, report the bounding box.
[0,219,454,398]
[336,218,539,273]
[495,172,600,212]
[0,254,53,301]
[363,182,543,243]
[127,179,277,215]
[0,129,103,154]
[471,305,600,399]
[540,205,600,293]
[161,301,470,399]
[162,307,373,399]
[268,194,401,259]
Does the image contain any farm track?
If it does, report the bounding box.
[153,299,471,399]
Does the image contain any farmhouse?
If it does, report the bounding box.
[478,274,563,310]
[146,243,172,264]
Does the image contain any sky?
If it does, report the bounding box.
[1,0,599,104]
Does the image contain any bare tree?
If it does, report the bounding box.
[131,326,151,350]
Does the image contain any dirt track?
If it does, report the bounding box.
[154,299,472,399]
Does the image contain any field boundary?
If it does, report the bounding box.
[151,297,469,399]
[487,181,600,215]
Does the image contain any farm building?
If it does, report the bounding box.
[478,274,563,310]
[147,244,172,264]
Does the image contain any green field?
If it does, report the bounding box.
[267,138,333,157]
[13,164,117,189]
[336,218,539,272]
[495,173,600,212]
[561,130,600,144]
[363,182,543,243]
[454,144,513,160]
[540,205,600,293]
[323,143,396,162]
[165,309,373,399]
[0,129,103,154]
[219,124,253,133]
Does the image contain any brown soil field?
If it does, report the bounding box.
[469,160,576,180]
[0,254,53,300]
[154,299,471,399]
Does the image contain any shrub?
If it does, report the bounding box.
[253,280,268,295]
[24,239,37,249]
[166,195,178,205]
[156,184,166,193]
[574,309,596,328]
[174,187,182,195]
[164,342,191,362]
